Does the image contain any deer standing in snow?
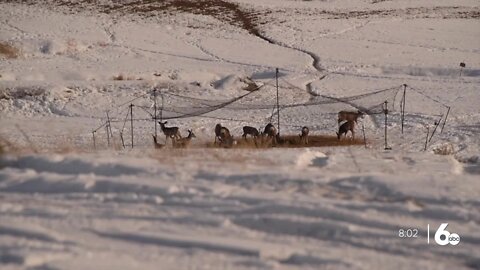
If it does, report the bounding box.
[159,121,182,145]
[261,123,277,146]
[173,129,196,148]
[338,110,364,125]
[242,126,260,140]
[214,123,223,144]
[299,126,309,145]
[214,123,234,147]
[337,120,355,140]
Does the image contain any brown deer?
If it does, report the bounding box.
[262,123,277,137]
[173,129,196,148]
[338,110,364,125]
[214,123,233,146]
[299,126,309,144]
[159,121,182,145]
[214,123,222,144]
[262,123,277,146]
[152,134,165,149]
[337,120,355,140]
[242,126,260,140]
[219,125,234,147]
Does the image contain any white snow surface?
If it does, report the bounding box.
[1,0,480,269]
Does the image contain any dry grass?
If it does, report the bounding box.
[0,42,20,59]
[112,74,125,81]
[202,134,365,149]
[0,137,13,155]
[112,74,143,81]
[432,143,455,155]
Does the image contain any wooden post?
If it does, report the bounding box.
[275,68,280,136]
[120,132,125,148]
[428,116,442,143]
[105,123,110,147]
[441,106,450,133]
[362,122,367,149]
[160,94,164,121]
[401,84,406,134]
[424,125,430,151]
[383,101,391,150]
[92,131,96,150]
[106,111,114,145]
[130,103,134,148]
[153,88,157,138]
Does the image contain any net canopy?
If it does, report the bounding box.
[94,79,449,134]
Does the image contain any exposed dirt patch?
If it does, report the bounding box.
[0,42,20,59]
[281,6,480,19]
[5,0,264,36]
[204,134,365,149]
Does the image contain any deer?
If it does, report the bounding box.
[173,129,196,148]
[299,126,309,145]
[242,126,260,140]
[262,123,277,137]
[214,123,222,144]
[261,123,277,146]
[152,134,165,149]
[337,120,355,140]
[338,110,364,125]
[219,126,234,147]
[214,123,234,147]
[158,121,182,145]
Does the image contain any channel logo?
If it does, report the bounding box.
[431,223,460,246]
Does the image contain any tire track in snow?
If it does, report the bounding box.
[2,19,28,35]
[251,31,323,73]
[186,38,286,70]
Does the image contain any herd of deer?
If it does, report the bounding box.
[152,110,363,149]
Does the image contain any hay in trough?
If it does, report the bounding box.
[203,134,365,149]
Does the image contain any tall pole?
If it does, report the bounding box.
[401,84,406,134]
[92,131,96,150]
[130,103,134,148]
[429,115,442,143]
[424,126,430,151]
[106,111,113,144]
[276,68,280,135]
[441,106,450,133]
[105,123,110,147]
[153,88,157,138]
[384,100,391,150]
[362,122,367,149]
[120,132,125,149]
[160,94,164,121]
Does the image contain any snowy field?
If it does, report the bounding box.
[1,0,480,269]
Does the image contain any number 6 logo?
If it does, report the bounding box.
[435,223,460,246]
